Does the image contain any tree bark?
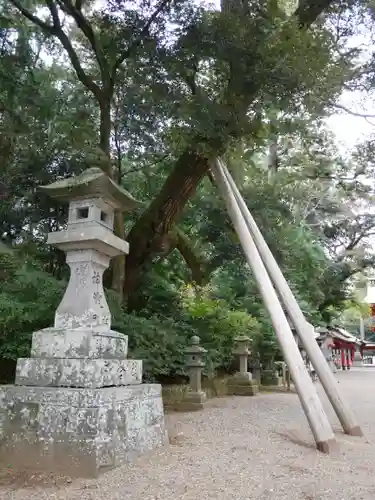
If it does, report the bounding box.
[175,229,208,285]
[124,147,211,297]
[99,99,111,159]
[97,98,127,299]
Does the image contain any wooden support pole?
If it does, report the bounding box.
[220,160,363,438]
[211,159,336,453]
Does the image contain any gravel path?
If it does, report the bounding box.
[2,367,375,500]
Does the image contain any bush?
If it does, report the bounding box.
[180,285,261,375]
[112,312,193,382]
[0,251,262,383]
[0,257,65,359]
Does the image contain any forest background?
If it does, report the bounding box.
[1,0,375,382]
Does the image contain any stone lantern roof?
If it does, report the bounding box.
[39,167,139,211]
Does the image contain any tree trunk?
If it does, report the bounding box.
[267,121,279,184]
[99,99,111,159]
[99,98,126,300]
[175,230,208,285]
[124,147,210,298]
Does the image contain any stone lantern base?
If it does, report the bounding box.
[0,384,166,477]
[260,369,279,386]
[177,390,207,412]
[227,373,259,396]
[0,328,167,477]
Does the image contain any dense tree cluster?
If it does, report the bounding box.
[1,0,375,379]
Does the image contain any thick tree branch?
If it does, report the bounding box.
[113,120,123,183]
[45,0,60,27]
[112,0,172,76]
[9,0,103,101]
[175,229,208,285]
[8,0,54,32]
[121,154,170,179]
[295,0,334,28]
[343,229,375,254]
[332,103,375,119]
[267,120,279,183]
[55,0,111,86]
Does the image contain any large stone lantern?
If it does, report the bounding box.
[40,166,135,333]
[0,167,167,476]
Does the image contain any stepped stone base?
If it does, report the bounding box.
[227,373,258,396]
[0,384,167,477]
[15,357,142,388]
[176,391,207,412]
[31,328,129,359]
[261,370,279,386]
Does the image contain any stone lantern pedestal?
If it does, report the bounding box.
[228,336,258,396]
[0,168,167,477]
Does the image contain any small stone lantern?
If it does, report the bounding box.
[228,336,258,396]
[235,335,251,375]
[180,336,207,411]
[251,352,261,383]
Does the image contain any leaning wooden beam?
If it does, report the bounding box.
[211,158,336,453]
[221,161,363,438]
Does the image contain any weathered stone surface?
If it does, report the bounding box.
[48,226,129,258]
[0,384,167,477]
[31,328,128,359]
[231,372,253,383]
[15,358,142,388]
[227,377,259,396]
[261,370,279,386]
[52,248,114,332]
[227,384,259,396]
[176,390,207,412]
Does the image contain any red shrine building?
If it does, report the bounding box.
[316,326,362,370]
[315,277,375,367]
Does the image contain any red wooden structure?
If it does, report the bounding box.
[316,326,362,370]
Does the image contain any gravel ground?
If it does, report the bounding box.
[2,367,375,500]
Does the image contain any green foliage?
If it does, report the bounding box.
[0,251,260,382]
[181,285,260,374]
[1,0,374,383]
[112,312,191,382]
[0,253,65,359]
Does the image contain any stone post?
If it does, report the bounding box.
[228,336,258,396]
[0,167,168,476]
[252,353,261,383]
[179,336,207,411]
[353,349,364,367]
